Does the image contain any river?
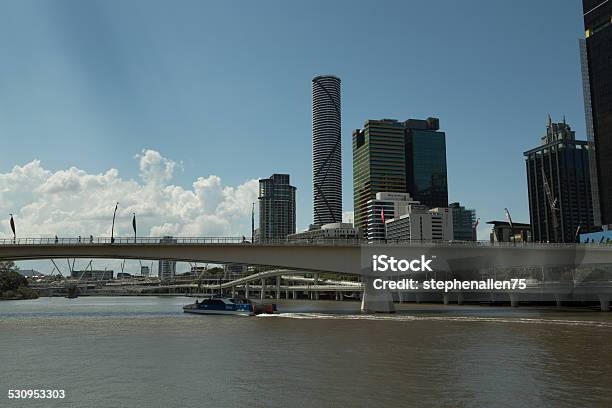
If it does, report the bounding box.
[1,297,612,407]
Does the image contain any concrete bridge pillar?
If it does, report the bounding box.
[292,290,297,299]
[275,276,281,300]
[598,294,610,312]
[443,293,450,305]
[245,283,249,299]
[554,293,562,308]
[415,293,421,304]
[509,293,518,308]
[360,276,395,313]
[457,292,464,305]
[260,279,265,300]
[232,286,236,297]
[285,290,289,299]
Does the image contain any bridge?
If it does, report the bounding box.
[4,237,612,312]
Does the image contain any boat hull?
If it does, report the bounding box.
[183,308,253,316]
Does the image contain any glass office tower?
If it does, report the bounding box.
[353,119,407,237]
[404,118,448,209]
[582,0,612,227]
[352,117,448,237]
[524,119,595,243]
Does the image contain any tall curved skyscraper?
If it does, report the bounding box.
[312,75,342,226]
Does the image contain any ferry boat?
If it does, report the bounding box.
[182,295,278,316]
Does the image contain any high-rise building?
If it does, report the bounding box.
[312,75,342,226]
[352,117,448,236]
[364,192,420,241]
[385,205,453,242]
[158,236,177,282]
[582,0,612,227]
[524,118,595,243]
[449,202,477,241]
[258,174,296,241]
[405,118,448,208]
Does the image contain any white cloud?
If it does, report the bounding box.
[342,211,354,224]
[135,149,179,185]
[0,150,258,240]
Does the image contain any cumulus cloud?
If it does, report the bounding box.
[0,150,258,240]
[342,211,354,224]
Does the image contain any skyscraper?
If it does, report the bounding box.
[258,174,296,241]
[582,0,612,227]
[158,236,177,282]
[352,117,448,236]
[312,75,342,226]
[404,118,448,209]
[353,119,407,236]
[449,202,477,241]
[524,118,595,243]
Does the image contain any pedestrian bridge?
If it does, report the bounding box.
[3,237,612,312]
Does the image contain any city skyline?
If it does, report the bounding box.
[0,1,588,247]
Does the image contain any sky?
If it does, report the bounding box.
[0,1,588,273]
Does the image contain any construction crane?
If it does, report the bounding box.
[542,172,560,242]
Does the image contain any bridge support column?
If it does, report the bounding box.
[457,292,464,305]
[292,290,297,299]
[443,293,450,305]
[260,279,265,300]
[509,293,518,308]
[245,283,249,299]
[415,293,421,304]
[285,290,289,299]
[554,293,562,308]
[232,286,236,297]
[275,276,280,300]
[598,294,610,312]
[360,276,395,313]
[313,273,319,300]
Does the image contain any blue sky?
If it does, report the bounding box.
[0,0,587,239]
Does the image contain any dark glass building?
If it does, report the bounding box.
[405,118,448,209]
[449,202,477,241]
[524,119,595,243]
[258,174,296,241]
[582,0,612,227]
[352,117,448,236]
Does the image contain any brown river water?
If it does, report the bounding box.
[1,297,611,407]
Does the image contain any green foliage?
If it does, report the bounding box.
[0,261,38,299]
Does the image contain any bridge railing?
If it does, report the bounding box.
[0,236,611,249]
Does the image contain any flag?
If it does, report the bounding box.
[381,208,385,224]
[9,214,15,238]
[132,213,137,235]
[574,225,581,242]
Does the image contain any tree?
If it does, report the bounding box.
[0,260,38,299]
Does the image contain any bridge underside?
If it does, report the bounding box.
[3,242,612,312]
